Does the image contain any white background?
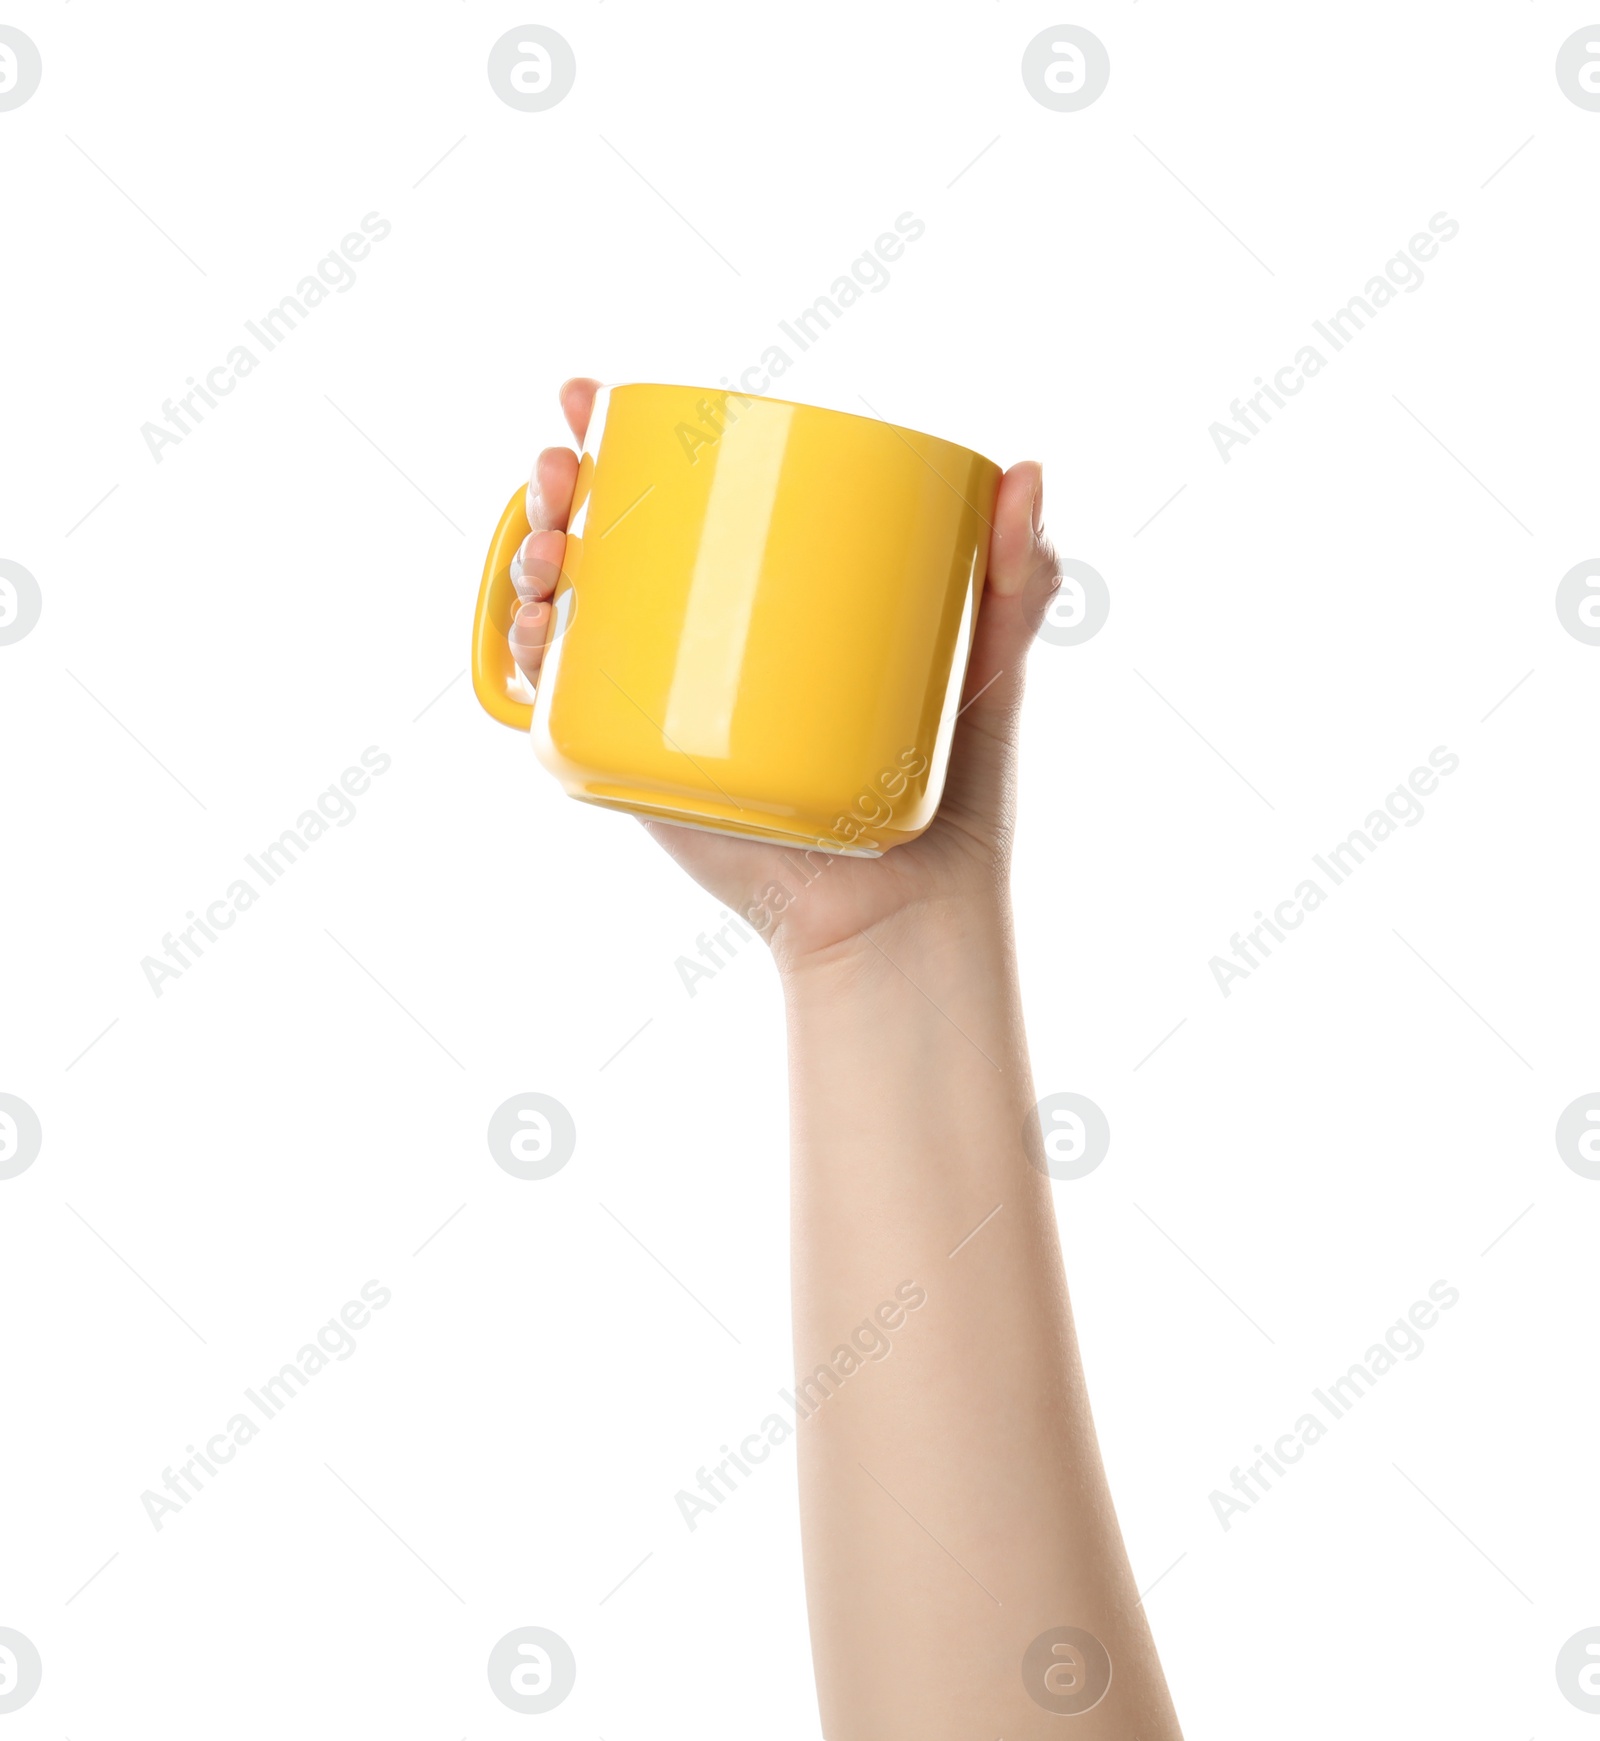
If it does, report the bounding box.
[2,3,1598,1736]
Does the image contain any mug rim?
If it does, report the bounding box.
[598,380,1002,476]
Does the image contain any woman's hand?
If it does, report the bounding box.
[516,379,1183,1738]
[509,378,1062,973]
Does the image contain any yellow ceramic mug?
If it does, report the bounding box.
[470,383,1001,855]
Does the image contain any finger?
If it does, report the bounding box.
[985,460,1056,608]
[526,445,580,533]
[510,528,565,603]
[509,599,551,684]
[559,377,602,446]
[936,465,1057,839]
[957,461,1059,721]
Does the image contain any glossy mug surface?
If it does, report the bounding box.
[470,383,1001,854]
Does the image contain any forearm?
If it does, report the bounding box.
[783,901,1181,1740]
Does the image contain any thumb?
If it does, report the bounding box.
[957,460,1059,729]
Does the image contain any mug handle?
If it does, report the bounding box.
[470,484,535,730]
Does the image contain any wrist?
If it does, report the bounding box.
[777,895,1032,1091]
[775,895,1016,999]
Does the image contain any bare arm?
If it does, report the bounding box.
[784,910,1179,1739]
[513,378,1182,1739]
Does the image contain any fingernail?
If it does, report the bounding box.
[509,601,548,645]
[1031,470,1045,535]
[526,460,550,527]
[511,537,560,599]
